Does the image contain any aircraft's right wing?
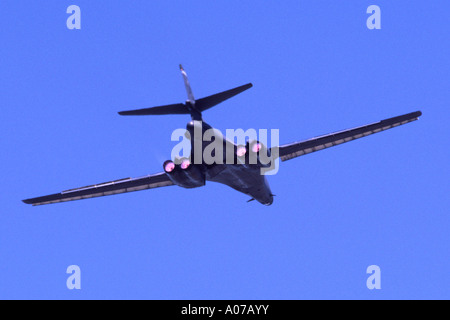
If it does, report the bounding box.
[23,172,174,206]
[276,111,422,162]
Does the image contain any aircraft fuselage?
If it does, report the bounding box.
[179,120,274,205]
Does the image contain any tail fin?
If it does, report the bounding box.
[118,65,252,119]
[179,64,195,102]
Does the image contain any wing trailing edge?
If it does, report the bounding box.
[22,172,174,206]
[277,111,422,162]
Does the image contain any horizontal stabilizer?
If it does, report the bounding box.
[195,83,253,112]
[118,103,189,116]
[118,83,253,117]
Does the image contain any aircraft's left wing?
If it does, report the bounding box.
[276,111,422,162]
[22,172,174,206]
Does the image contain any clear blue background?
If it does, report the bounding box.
[1,1,448,299]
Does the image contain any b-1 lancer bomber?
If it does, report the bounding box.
[23,65,422,206]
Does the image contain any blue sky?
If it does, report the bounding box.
[0,1,449,299]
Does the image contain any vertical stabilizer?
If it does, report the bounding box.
[179,64,195,103]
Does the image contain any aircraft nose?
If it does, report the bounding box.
[261,194,274,206]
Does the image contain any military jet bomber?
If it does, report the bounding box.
[23,66,422,206]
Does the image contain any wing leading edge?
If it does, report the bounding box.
[277,111,422,161]
[22,172,174,206]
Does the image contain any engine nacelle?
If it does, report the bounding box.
[235,141,272,168]
[163,159,205,188]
